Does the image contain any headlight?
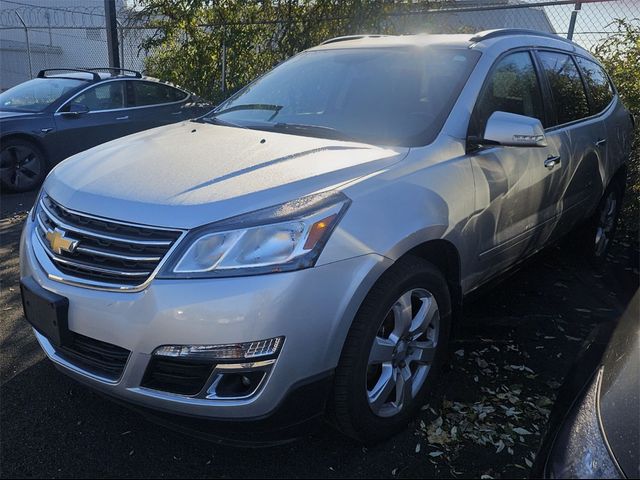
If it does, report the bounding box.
[159,191,350,278]
[546,369,622,478]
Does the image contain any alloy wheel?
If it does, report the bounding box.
[0,145,43,191]
[366,288,440,418]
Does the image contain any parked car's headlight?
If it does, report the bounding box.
[546,369,622,479]
[159,191,350,278]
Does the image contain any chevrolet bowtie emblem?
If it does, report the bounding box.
[45,228,78,254]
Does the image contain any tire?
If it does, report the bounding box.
[583,176,625,264]
[330,256,452,443]
[0,138,48,193]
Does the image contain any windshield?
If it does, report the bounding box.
[0,78,85,112]
[207,47,480,146]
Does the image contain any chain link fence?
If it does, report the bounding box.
[0,0,638,92]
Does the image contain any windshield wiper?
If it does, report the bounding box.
[197,116,246,129]
[269,122,356,142]
[209,103,283,121]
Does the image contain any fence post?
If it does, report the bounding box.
[567,1,582,41]
[221,26,227,94]
[104,0,120,68]
[117,21,125,69]
[15,11,32,79]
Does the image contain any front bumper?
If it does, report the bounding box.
[20,217,391,421]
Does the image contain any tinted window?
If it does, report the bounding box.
[576,56,614,113]
[472,51,545,136]
[132,81,187,106]
[208,48,481,147]
[538,51,590,125]
[69,82,125,111]
[0,78,84,112]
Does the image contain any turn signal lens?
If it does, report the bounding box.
[304,214,337,250]
[153,336,284,362]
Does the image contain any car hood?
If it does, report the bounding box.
[45,122,407,229]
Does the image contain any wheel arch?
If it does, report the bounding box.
[329,237,464,370]
[403,239,462,314]
[1,132,49,160]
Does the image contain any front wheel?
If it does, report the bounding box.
[0,139,48,193]
[330,256,451,443]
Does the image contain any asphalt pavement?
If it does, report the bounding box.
[1,190,638,479]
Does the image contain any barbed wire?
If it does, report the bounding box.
[0,1,131,28]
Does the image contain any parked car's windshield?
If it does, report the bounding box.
[0,78,85,112]
[207,47,481,146]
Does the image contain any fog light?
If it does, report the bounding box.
[213,371,267,398]
[153,336,284,362]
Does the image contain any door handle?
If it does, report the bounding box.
[595,138,607,147]
[116,115,129,120]
[171,111,183,115]
[544,155,561,170]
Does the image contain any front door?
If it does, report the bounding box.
[51,81,133,160]
[466,50,557,283]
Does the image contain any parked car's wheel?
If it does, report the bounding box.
[585,176,625,263]
[0,139,48,193]
[331,256,451,443]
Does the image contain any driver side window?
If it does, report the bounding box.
[67,82,125,112]
[471,51,546,138]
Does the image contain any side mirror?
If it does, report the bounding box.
[61,103,89,117]
[481,111,547,148]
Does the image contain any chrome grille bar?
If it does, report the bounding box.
[74,245,162,263]
[40,199,173,247]
[34,194,184,289]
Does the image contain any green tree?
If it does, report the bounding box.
[135,0,446,103]
[594,18,640,233]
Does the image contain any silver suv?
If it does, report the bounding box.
[20,30,633,443]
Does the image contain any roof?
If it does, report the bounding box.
[49,72,112,81]
[310,34,473,51]
[310,29,590,56]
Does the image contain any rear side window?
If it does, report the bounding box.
[131,81,188,107]
[537,51,590,126]
[472,51,545,136]
[575,56,614,114]
[69,82,125,111]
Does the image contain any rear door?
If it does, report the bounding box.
[52,81,132,158]
[533,50,606,241]
[125,80,190,133]
[575,55,619,186]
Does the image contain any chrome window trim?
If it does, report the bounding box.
[54,78,192,115]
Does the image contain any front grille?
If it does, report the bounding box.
[142,357,215,396]
[58,332,130,381]
[34,195,182,288]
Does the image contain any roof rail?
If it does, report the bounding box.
[84,67,143,78]
[321,34,389,45]
[470,29,577,48]
[37,68,101,81]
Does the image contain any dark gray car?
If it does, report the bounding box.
[533,292,639,478]
[0,68,212,192]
